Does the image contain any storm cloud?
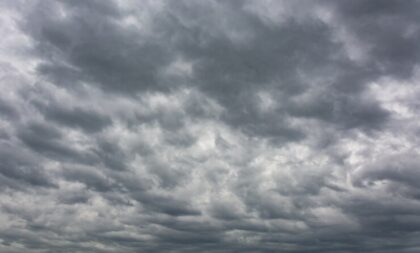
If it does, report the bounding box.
[1,0,420,252]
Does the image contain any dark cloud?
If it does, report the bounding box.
[1,0,420,252]
[43,106,112,133]
[0,142,55,188]
[326,0,420,78]
[17,121,96,164]
[134,192,201,217]
[0,97,18,119]
[26,0,175,94]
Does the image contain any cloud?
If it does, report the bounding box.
[1,0,420,252]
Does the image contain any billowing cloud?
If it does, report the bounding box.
[1,0,420,252]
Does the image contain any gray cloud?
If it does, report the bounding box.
[43,106,112,133]
[1,0,420,252]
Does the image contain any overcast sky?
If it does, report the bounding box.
[1,0,420,252]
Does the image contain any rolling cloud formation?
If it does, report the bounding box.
[1,0,420,252]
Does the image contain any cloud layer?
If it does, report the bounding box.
[1,0,420,252]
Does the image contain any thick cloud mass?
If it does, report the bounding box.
[1,0,420,252]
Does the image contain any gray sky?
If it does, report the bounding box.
[1,0,420,252]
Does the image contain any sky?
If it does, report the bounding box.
[1,0,420,252]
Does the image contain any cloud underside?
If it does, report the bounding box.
[1,0,420,252]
